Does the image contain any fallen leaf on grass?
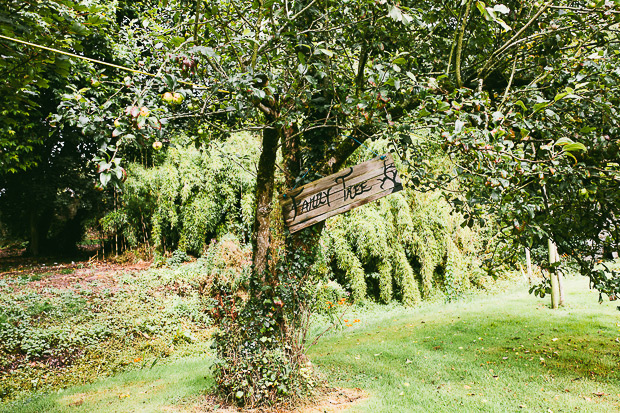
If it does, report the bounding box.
[464,385,471,389]
[405,359,412,364]
[593,392,607,397]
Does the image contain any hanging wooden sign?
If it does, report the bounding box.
[281,153,403,233]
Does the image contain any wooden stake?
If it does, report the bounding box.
[548,239,559,309]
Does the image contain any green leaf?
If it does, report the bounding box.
[437,101,450,112]
[388,5,403,22]
[494,4,510,14]
[514,100,527,111]
[495,18,512,31]
[485,7,498,22]
[563,143,587,152]
[579,126,596,134]
[565,151,578,164]
[555,137,574,146]
[476,1,491,20]
[393,57,407,65]
[100,172,111,187]
[170,36,185,47]
[418,108,431,118]
[533,101,549,114]
[148,117,160,128]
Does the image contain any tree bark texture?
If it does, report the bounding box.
[548,239,560,309]
[556,246,564,306]
[525,247,533,284]
[29,210,39,257]
[252,126,279,278]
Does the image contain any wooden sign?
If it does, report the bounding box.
[281,153,403,233]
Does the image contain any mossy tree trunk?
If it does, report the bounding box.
[251,125,279,279]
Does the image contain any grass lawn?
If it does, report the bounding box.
[1,356,214,413]
[4,275,619,412]
[309,276,620,412]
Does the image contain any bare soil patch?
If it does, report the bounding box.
[193,387,367,412]
[0,251,152,295]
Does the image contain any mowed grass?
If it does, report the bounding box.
[309,276,620,412]
[1,356,214,413]
[4,276,619,413]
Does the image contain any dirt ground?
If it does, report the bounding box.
[194,387,368,412]
[0,247,151,295]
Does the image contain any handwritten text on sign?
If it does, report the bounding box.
[281,154,403,233]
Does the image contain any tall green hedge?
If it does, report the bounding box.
[103,133,259,255]
[321,189,483,305]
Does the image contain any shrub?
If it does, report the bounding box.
[321,180,486,305]
[313,280,348,314]
[101,133,259,256]
[166,249,190,267]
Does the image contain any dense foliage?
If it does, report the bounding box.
[0,262,212,401]
[323,189,485,305]
[0,0,116,174]
[392,1,620,295]
[103,133,258,256]
[2,0,620,407]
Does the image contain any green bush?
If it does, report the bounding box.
[313,280,348,313]
[320,148,487,305]
[0,267,212,401]
[166,249,190,267]
[105,134,492,308]
[102,133,259,256]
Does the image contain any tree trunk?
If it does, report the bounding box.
[251,126,279,277]
[555,246,564,306]
[525,247,533,285]
[29,210,39,257]
[548,239,560,309]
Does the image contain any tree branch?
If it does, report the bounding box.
[456,0,474,89]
